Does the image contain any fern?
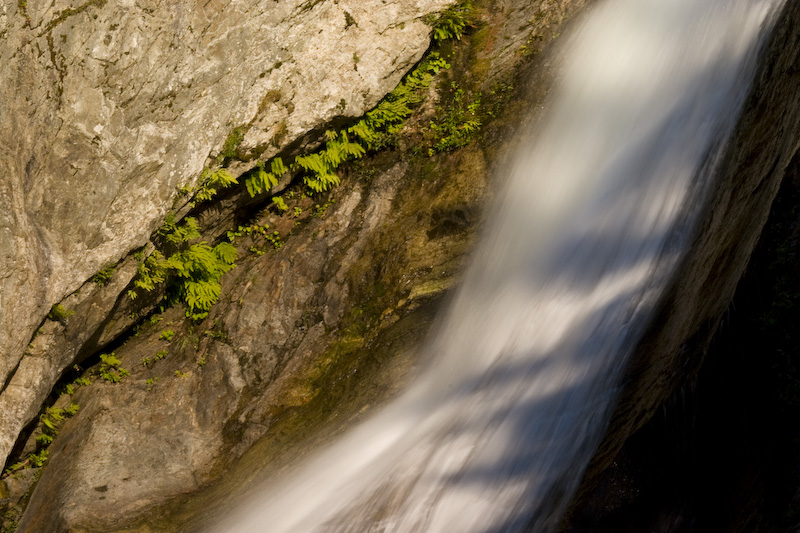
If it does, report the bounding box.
[242,50,449,198]
[272,196,289,212]
[98,352,128,383]
[430,1,474,43]
[183,279,222,318]
[29,450,49,468]
[165,242,238,319]
[245,159,283,197]
[270,157,287,177]
[214,241,238,264]
[91,264,116,286]
[428,83,483,154]
[192,168,239,205]
[346,53,449,152]
[323,131,365,165]
[160,215,201,246]
[133,214,238,319]
[134,250,168,291]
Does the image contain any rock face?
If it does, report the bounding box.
[13,0,795,530]
[0,0,451,401]
[0,0,453,471]
[4,0,591,529]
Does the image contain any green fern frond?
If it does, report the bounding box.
[272,196,289,212]
[194,168,239,203]
[430,2,474,43]
[183,279,222,315]
[295,153,331,176]
[213,242,238,265]
[348,120,378,144]
[100,353,121,367]
[164,217,201,245]
[208,168,237,189]
[270,157,287,177]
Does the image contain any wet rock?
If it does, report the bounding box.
[4,0,592,529]
[565,0,800,521]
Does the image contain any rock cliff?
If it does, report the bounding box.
[2,0,797,531]
[1,0,589,530]
[0,0,453,480]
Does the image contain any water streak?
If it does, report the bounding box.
[214,0,784,530]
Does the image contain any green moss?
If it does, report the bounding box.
[47,304,74,322]
[406,278,456,301]
[91,264,116,286]
[220,126,248,160]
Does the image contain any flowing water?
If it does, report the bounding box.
[213,0,785,531]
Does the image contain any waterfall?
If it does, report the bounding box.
[213,0,784,531]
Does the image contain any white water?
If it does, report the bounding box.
[214,1,784,531]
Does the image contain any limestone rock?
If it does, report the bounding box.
[0,0,454,472]
[4,0,592,529]
[0,0,452,408]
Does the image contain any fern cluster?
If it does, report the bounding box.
[168,242,237,319]
[429,1,474,43]
[132,216,238,320]
[98,353,129,383]
[37,404,79,446]
[272,195,289,212]
[4,403,78,475]
[245,157,285,197]
[296,130,365,192]
[91,264,116,286]
[188,16,462,205]
[193,168,238,205]
[428,82,483,154]
[243,53,449,198]
[142,348,168,368]
[348,53,450,151]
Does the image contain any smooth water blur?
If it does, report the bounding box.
[213,0,784,531]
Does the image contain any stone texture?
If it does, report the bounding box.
[0,0,455,472]
[8,0,597,528]
[15,149,487,531]
[0,251,139,474]
[0,0,452,412]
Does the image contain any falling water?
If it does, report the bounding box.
[214,0,785,531]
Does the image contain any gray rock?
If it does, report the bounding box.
[0,0,452,467]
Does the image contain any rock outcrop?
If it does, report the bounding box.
[0,0,454,472]
[10,0,794,530]
[3,0,590,530]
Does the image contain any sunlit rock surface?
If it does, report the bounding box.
[0,0,453,471]
[8,0,591,529]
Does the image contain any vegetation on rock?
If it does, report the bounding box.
[130,215,238,320]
